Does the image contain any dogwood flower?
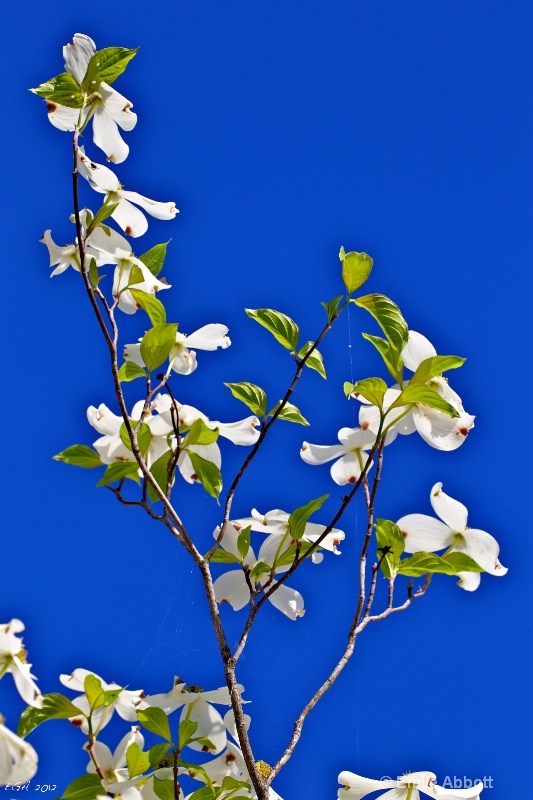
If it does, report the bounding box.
[300,427,377,486]
[0,620,42,708]
[338,770,483,800]
[0,722,38,785]
[358,331,475,451]
[87,399,174,467]
[396,483,507,591]
[141,678,247,755]
[40,34,137,163]
[60,668,143,733]
[213,525,305,619]
[88,226,171,313]
[124,325,231,375]
[232,508,345,560]
[85,726,144,782]
[77,150,178,237]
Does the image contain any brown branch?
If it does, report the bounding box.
[206,315,340,562]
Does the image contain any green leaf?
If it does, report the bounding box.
[147,450,174,504]
[220,777,251,791]
[320,295,344,323]
[409,355,466,385]
[88,257,99,288]
[126,741,151,779]
[339,249,373,294]
[152,778,175,800]
[268,401,309,426]
[18,694,85,739]
[392,384,460,418]
[249,562,271,582]
[192,737,216,751]
[187,788,216,800]
[129,289,167,326]
[119,361,147,382]
[444,552,484,573]
[103,687,123,706]
[149,743,172,768]
[288,495,329,541]
[224,382,267,417]
[209,549,240,564]
[90,201,120,231]
[61,774,104,800]
[375,518,405,578]
[31,73,84,108]
[355,294,409,352]
[120,420,152,455]
[349,377,388,409]
[398,552,459,577]
[275,540,316,567]
[126,264,146,288]
[140,323,178,372]
[84,674,105,712]
[361,333,403,383]
[178,719,199,749]
[245,308,299,351]
[137,707,173,743]
[139,242,170,277]
[188,452,223,499]
[298,341,326,379]
[82,47,138,90]
[237,526,251,561]
[185,418,219,446]
[53,445,102,469]
[96,461,140,486]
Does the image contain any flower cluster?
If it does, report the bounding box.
[338,770,483,799]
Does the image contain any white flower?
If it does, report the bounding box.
[358,331,475,451]
[213,525,305,620]
[338,771,440,799]
[40,210,107,277]
[300,427,377,486]
[0,620,42,708]
[0,723,38,786]
[87,399,174,468]
[232,508,345,560]
[60,668,143,734]
[78,150,178,237]
[124,324,231,376]
[43,34,137,163]
[88,227,171,313]
[396,483,507,591]
[85,726,144,782]
[141,678,247,755]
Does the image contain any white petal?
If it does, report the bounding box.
[123,343,144,367]
[183,700,227,754]
[121,191,178,221]
[214,523,256,566]
[100,82,137,131]
[433,784,483,799]
[0,724,38,785]
[10,658,43,708]
[456,571,481,592]
[111,197,148,238]
[213,571,251,611]
[338,427,376,450]
[46,101,83,131]
[413,407,475,451]
[87,404,122,436]
[170,345,197,375]
[330,453,368,486]
[458,529,508,576]
[402,330,437,372]
[60,667,104,692]
[430,483,468,531]
[300,442,346,465]
[183,324,231,351]
[85,741,114,774]
[89,226,131,260]
[93,105,129,164]
[266,580,305,620]
[337,771,396,799]
[112,727,144,769]
[63,33,95,83]
[396,513,453,553]
[302,522,345,554]
[77,149,120,192]
[216,417,260,446]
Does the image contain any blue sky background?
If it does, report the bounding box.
[1,2,532,798]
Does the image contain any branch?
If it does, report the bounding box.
[206,314,340,562]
